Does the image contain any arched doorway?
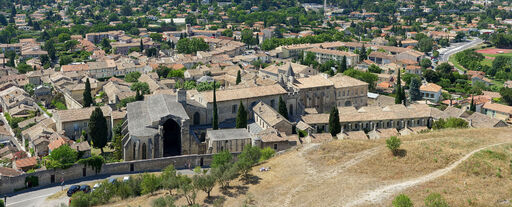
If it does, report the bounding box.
[288,104,293,117]
[141,143,147,159]
[345,101,352,106]
[163,119,181,157]
[193,112,200,125]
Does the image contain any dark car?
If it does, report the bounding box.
[79,185,91,193]
[67,185,81,197]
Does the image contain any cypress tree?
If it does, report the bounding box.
[212,81,219,130]
[359,44,367,61]
[88,107,108,154]
[395,71,403,104]
[235,101,247,128]
[236,70,241,85]
[83,78,93,107]
[340,55,347,73]
[409,77,421,101]
[470,96,476,112]
[140,39,144,52]
[328,107,341,136]
[278,96,288,120]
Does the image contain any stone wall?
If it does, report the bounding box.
[0,153,225,195]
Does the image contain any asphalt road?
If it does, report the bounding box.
[438,38,483,74]
[4,169,198,207]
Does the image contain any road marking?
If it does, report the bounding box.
[6,193,55,206]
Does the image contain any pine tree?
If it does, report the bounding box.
[83,78,93,107]
[328,107,341,136]
[278,96,288,120]
[235,101,247,128]
[470,96,476,112]
[236,70,241,85]
[409,77,421,101]
[212,81,219,130]
[88,107,108,154]
[395,71,403,104]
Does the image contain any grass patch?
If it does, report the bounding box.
[448,55,466,71]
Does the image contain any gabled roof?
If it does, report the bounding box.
[15,157,37,168]
[420,83,442,92]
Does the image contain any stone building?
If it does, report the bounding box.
[54,106,113,140]
[205,128,252,153]
[302,104,434,133]
[122,93,193,161]
[252,101,293,135]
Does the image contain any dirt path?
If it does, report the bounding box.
[343,142,510,207]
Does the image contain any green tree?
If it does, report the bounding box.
[392,194,413,207]
[235,101,247,128]
[420,58,432,69]
[125,71,141,82]
[83,78,93,107]
[395,71,403,104]
[130,82,150,95]
[59,55,73,66]
[178,176,197,206]
[211,150,232,169]
[359,44,367,61]
[141,173,160,195]
[409,77,421,101]
[44,145,78,169]
[500,87,512,106]
[45,40,57,62]
[241,29,257,45]
[386,136,402,156]
[425,193,450,207]
[260,147,275,162]
[212,82,219,130]
[278,96,288,120]
[236,144,261,178]
[161,165,178,195]
[112,122,124,160]
[236,70,241,85]
[100,38,111,53]
[149,33,163,42]
[338,55,347,73]
[140,39,144,52]
[89,107,109,154]
[368,64,382,73]
[328,107,341,136]
[418,37,433,53]
[70,191,91,207]
[193,173,216,198]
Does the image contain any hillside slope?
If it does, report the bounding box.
[223,128,512,207]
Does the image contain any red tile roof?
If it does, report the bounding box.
[15,157,37,168]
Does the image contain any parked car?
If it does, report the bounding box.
[79,185,91,193]
[92,183,101,191]
[123,176,130,182]
[67,185,81,197]
[108,178,118,184]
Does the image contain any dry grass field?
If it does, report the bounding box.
[96,128,512,207]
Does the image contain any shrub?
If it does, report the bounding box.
[116,182,134,199]
[259,147,275,162]
[211,150,232,169]
[70,191,91,207]
[141,173,161,195]
[392,194,413,207]
[78,155,105,173]
[25,175,39,188]
[0,199,4,207]
[386,136,402,156]
[425,193,450,207]
[152,195,176,207]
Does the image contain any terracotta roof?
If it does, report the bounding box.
[483,102,512,114]
[55,106,112,123]
[339,131,368,140]
[253,102,290,127]
[15,157,37,168]
[199,84,287,103]
[328,74,368,88]
[0,167,22,177]
[48,137,71,151]
[420,83,442,92]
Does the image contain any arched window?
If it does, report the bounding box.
[133,143,136,160]
[288,104,293,117]
[141,143,147,159]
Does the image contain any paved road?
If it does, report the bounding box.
[4,169,198,207]
[438,38,484,74]
[0,113,23,151]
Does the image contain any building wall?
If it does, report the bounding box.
[0,153,230,194]
[420,90,441,102]
[334,85,368,108]
[208,138,251,153]
[484,109,510,121]
[59,118,112,140]
[298,86,335,113]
